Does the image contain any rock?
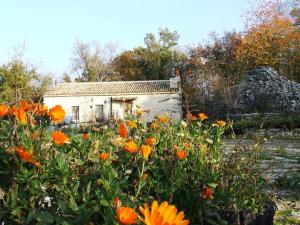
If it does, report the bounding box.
[237,67,300,113]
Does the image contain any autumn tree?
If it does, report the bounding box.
[237,0,300,81]
[70,40,119,82]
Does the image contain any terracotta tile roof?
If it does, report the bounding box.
[44,80,179,97]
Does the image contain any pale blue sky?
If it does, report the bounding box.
[0,0,250,78]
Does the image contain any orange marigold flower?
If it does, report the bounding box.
[99,152,108,161]
[19,100,30,111]
[150,122,159,130]
[198,113,208,121]
[116,206,137,225]
[216,120,226,127]
[48,105,65,124]
[124,140,138,153]
[140,144,152,160]
[11,106,27,125]
[82,133,89,139]
[203,187,214,199]
[187,111,197,120]
[139,200,190,225]
[146,137,156,146]
[119,122,128,138]
[31,103,48,116]
[159,116,170,123]
[176,150,187,160]
[51,130,70,145]
[15,146,40,167]
[127,120,137,128]
[0,104,9,117]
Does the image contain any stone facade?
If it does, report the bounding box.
[237,67,300,113]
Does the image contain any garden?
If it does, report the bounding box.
[0,101,281,225]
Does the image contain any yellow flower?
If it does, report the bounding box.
[139,200,189,225]
[124,140,138,153]
[127,120,137,128]
[150,122,159,130]
[136,108,143,116]
[216,120,226,127]
[116,206,137,225]
[140,144,152,160]
[48,105,65,124]
[51,130,70,145]
[198,113,208,121]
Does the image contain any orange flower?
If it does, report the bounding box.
[48,105,65,124]
[19,100,29,111]
[187,111,197,120]
[31,103,48,116]
[139,200,190,225]
[198,113,208,121]
[15,146,40,167]
[124,140,138,153]
[146,137,156,146]
[216,120,226,127]
[140,144,152,160]
[136,108,143,116]
[119,123,128,138]
[159,116,169,123]
[203,187,214,199]
[0,104,9,117]
[176,150,187,160]
[11,106,27,125]
[82,133,89,139]
[99,152,108,161]
[127,120,137,128]
[143,173,149,180]
[150,122,159,130]
[117,206,137,225]
[51,130,70,145]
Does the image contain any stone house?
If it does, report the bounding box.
[43,77,182,123]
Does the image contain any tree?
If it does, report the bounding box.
[237,0,300,81]
[114,28,183,81]
[0,60,52,104]
[70,40,119,82]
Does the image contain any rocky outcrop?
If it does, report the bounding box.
[237,67,300,113]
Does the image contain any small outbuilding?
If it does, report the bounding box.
[43,77,182,123]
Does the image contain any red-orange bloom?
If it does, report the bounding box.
[216,120,226,127]
[15,146,40,167]
[116,206,137,225]
[140,144,152,160]
[119,123,128,138]
[176,150,187,160]
[0,104,9,117]
[124,140,138,153]
[48,105,65,124]
[82,133,89,139]
[146,137,156,146]
[203,187,214,199]
[99,152,108,161]
[11,106,27,125]
[51,130,70,145]
[198,113,208,121]
[19,100,30,111]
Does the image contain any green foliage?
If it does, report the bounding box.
[0,61,51,104]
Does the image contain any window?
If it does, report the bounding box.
[95,105,104,122]
[72,106,79,123]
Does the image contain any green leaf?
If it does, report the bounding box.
[36,212,54,224]
[207,183,218,188]
[100,199,110,207]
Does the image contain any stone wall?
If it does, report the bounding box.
[237,67,300,113]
